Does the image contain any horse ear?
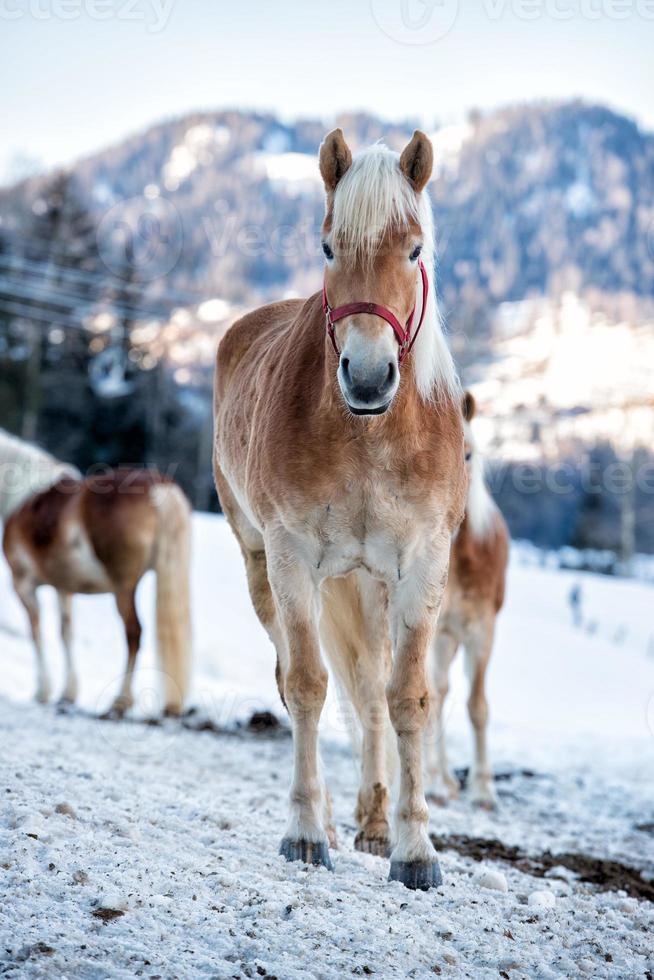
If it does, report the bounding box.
[462,391,476,421]
[319,129,352,192]
[399,130,433,192]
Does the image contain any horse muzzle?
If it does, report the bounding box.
[338,351,399,415]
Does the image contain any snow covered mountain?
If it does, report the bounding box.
[2,102,653,322]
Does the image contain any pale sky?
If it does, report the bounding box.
[1,0,653,183]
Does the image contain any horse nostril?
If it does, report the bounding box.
[386,362,397,388]
[341,357,350,381]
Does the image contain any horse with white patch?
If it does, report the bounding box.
[0,429,191,715]
[426,392,509,809]
[213,129,466,889]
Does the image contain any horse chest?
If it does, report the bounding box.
[306,485,425,583]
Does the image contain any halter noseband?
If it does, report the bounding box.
[322,258,428,366]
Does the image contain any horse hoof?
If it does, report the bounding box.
[279,838,333,870]
[470,781,498,811]
[426,790,451,808]
[472,796,498,812]
[108,697,132,719]
[426,777,459,805]
[354,832,391,858]
[388,859,442,891]
[101,701,128,721]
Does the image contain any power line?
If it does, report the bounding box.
[0,276,170,324]
[0,253,133,292]
[0,255,197,311]
[4,236,207,305]
[0,297,91,328]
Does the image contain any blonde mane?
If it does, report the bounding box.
[0,429,79,520]
[330,144,459,403]
[464,420,497,540]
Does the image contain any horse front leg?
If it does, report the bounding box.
[268,546,332,870]
[387,545,449,890]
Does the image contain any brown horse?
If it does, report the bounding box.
[0,429,191,715]
[213,129,466,889]
[426,392,509,809]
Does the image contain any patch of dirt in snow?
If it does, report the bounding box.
[54,703,292,740]
[430,834,654,903]
[2,699,653,980]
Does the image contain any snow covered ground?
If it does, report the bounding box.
[1,515,653,978]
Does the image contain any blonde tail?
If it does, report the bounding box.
[151,483,192,714]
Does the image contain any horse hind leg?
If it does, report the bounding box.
[320,572,394,858]
[463,619,497,810]
[110,588,141,717]
[57,590,78,705]
[425,628,460,804]
[14,574,51,704]
[229,520,288,710]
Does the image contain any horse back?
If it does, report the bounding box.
[3,469,172,594]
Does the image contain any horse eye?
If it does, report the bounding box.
[409,245,422,262]
[322,242,334,261]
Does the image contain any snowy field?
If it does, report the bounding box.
[1,514,653,979]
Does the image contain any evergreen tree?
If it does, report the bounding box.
[0,172,106,456]
[0,229,26,434]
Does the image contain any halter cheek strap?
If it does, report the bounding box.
[322,259,429,366]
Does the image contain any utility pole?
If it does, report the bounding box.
[618,447,636,575]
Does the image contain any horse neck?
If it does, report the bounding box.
[0,432,77,520]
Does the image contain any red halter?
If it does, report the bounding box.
[322,258,429,366]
